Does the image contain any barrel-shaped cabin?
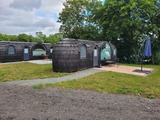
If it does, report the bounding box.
[0,41,52,63]
[52,38,117,72]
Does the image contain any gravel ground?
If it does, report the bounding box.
[0,83,160,120]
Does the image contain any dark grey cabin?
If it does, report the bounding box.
[0,41,53,63]
[52,38,117,72]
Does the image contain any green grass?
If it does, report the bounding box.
[35,64,160,99]
[0,62,69,82]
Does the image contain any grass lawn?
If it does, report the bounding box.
[35,64,160,99]
[0,62,69,82]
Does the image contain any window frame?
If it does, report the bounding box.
[80,45,87,59]
[24,46,29,54]
[94,46,98,57]
[7,45,16,55]
[50,47,53,53]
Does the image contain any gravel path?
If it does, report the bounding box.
[5,69,103,86]
[0,83,160,120]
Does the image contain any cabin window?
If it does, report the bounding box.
[113,49,117,56]
[24,46,29,54]
[94,47,98,57]
[80,45,87,59]
[8,45,15,55]
[50,47,53,53]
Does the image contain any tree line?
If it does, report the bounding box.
[0,32,63,45]
[58,0,160,64]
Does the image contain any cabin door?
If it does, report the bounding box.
[93,46,99,67]
[23,47,29,61]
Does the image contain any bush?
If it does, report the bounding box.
[153,51,160,64]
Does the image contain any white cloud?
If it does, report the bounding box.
[41,0,65,14]
[0,0,65,36]
[10,0,42,11]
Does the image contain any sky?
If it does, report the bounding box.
[0,0,65,36]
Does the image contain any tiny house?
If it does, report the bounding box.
[52,38,117,72]
[0,41,53,63]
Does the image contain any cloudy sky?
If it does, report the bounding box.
[0,0,65,36]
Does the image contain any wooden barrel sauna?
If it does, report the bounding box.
[52,38,80,72]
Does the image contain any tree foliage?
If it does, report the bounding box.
[97,0,159,62]
[17,34,30,42]
[47,33,63,45]
[0,32,63,45]
[0,33,17,41]
[58,0,102,40]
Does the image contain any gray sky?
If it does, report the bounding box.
[0,0,65,36]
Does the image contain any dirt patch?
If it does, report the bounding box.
[95,65,154,76]
[0,83,160,120]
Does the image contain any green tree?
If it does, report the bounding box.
[35,32,46,43]
[28,35,35,42]
[46,33,63,45]
[58,0,102,40]
[97,0,159,63]
[17,33,29,42]
[0,34,17,41]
